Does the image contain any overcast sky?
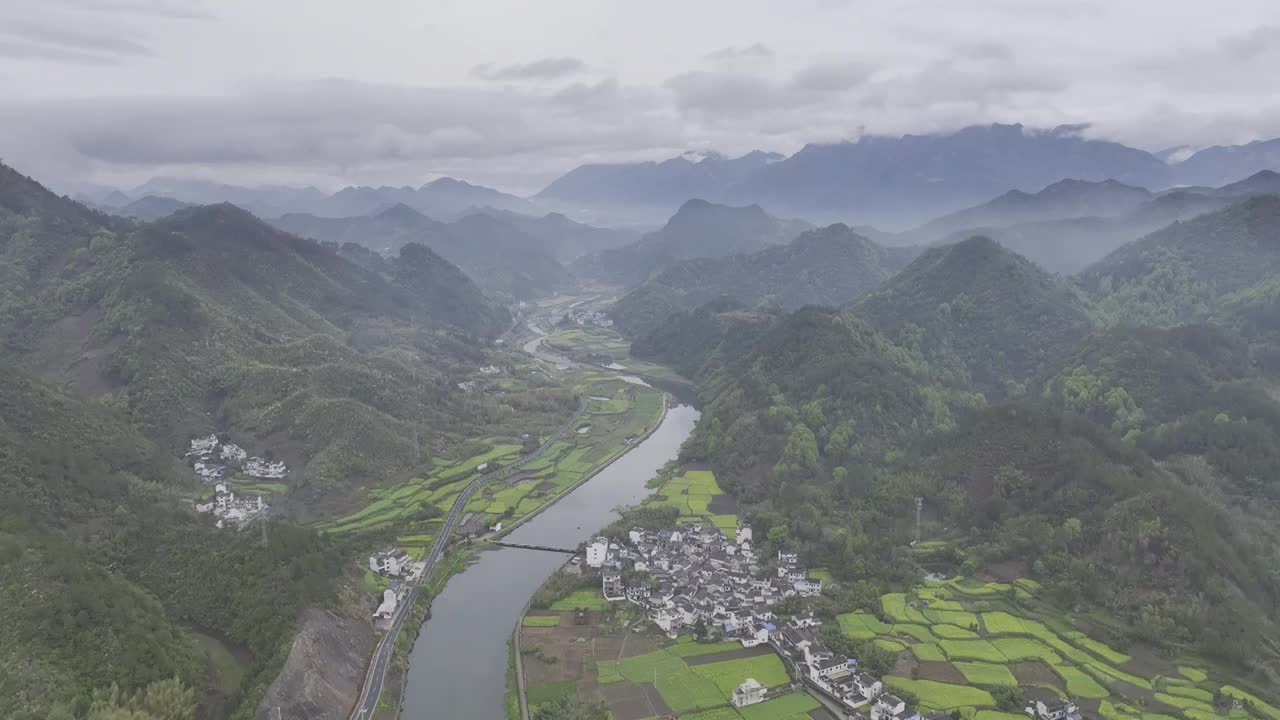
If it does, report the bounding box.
[4,0,1280,194]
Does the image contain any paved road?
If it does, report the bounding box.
[348,396,588,720]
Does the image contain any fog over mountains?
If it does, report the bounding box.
[75,123,1280,232]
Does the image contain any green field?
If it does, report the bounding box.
[691,654,791,698]
[644,469,737,534]
[953,661,1018,686]
[737,692,822,720]
[822,579,1274,717]
[522,614,561,627]
[548,589,610,611]
[884,677,996,710]
[617,649,724,713]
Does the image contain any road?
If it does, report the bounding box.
[348,395,588,720]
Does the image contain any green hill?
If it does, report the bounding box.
[611,224,917,337]
[629,298,777,380]
[0,367,341,720]
[853,235,1095,397]
[1082,194,1280,326]
[0,162,508,494]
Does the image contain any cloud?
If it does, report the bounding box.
[472,57,588,82]
[0,78,683,192]
[705,43,774,62]
[790,61,872,93]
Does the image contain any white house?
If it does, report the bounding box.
[369,548,412,577]
[220,443,247,462]
[794,578,823,597]
[854,672,883,700]
[1035,699,1080,720]
[586,537,609,568]
[187,434,219,456]
[737,526,753,544]
[603,573,625,601]
[731,678,767,708]
[872,695,920,720]
[810,656,851,681]
[374,588,399,619]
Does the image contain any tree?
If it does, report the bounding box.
[531,696,609,720]
[768,525,790,547]
[993,686,1024,712]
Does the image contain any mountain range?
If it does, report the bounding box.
[609,223,916,336]
[571,199,811,286]
[271,204,579,301]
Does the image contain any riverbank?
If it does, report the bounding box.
[398,404,700,719]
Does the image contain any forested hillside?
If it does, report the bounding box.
[649,206,1280,691]
[1082,195,1280,326]
[573,199,811,286]
[272,203,576,301]
[0,367,342,720]
[0,161,510,497]
[610,224,917,337]
[853,236,1095,397]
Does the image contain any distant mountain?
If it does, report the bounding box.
[900,173,1280,274]
[629,298,777,380]
[853,236,1095,396]
[326,177,535,219]
[273,204,575,301]
[574,199,811,286]
[610,223,917,337]
[116,194,192,221]
[1082,194,1280,327]
[1170,139,1280,188]
[455,207,638,263]
[537,150,782,223]
[915,179,1153,241]
[128,175,535,220]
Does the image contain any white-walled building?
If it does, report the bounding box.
[731,678,767,708]
[585,537,609,568]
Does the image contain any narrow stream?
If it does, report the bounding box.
[400,404,700,719]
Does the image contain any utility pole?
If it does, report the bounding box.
[913,496,924,545]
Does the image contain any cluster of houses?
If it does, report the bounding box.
[185,434,287,482]
[194,482,269,529]
[591,522,1082,720]
[367,547,427,620]
[567,309,613,327]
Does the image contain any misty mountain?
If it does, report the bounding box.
[324,177,536,219]
[456,207,639,262]
[573,199,811,286]
[125,175,535,220]
[538,150,783,223]
[610,223,917,337]
[272,204,575,300]
[1082,194,1280,327]
[1170,138,1280,187]
[116,194,193,222]
[915,178,1153,241]
[853,235,1095,396]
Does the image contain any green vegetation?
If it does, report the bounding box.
[616,648,723,713]
[614,223,913,337]
[953,661,1018,686]
[549,589,610,612]
[736,692,822,720]
[884,677,996,709]
[522,615,561,627]
[691,654,791,697]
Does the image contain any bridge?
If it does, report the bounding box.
[492,541,577,554]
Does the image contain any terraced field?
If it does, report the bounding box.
[644,469,739,537]
[835,574,1277,718]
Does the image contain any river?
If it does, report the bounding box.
[400,403,700,719]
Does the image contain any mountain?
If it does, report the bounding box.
[1214,169,1280,197]
[628,298,778,380]
[325,177,535,219]
[574,199,811,286]
[272,204,576,300]
[610,223,917,337]
[915,179,1153,241]
[537,150,782,223]
[853,236,1095,396]
[1170,138,1280,187]
[457,207,639,262]
[117,194,192,221]
[1082,195,1280,327]
[0,161,508,494]
[0,363,345,720]
[129,176,535,220]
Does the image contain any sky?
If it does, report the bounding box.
[4,0,1280,195]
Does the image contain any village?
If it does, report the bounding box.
[584,522,1083,720]
[185,433,287,528]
